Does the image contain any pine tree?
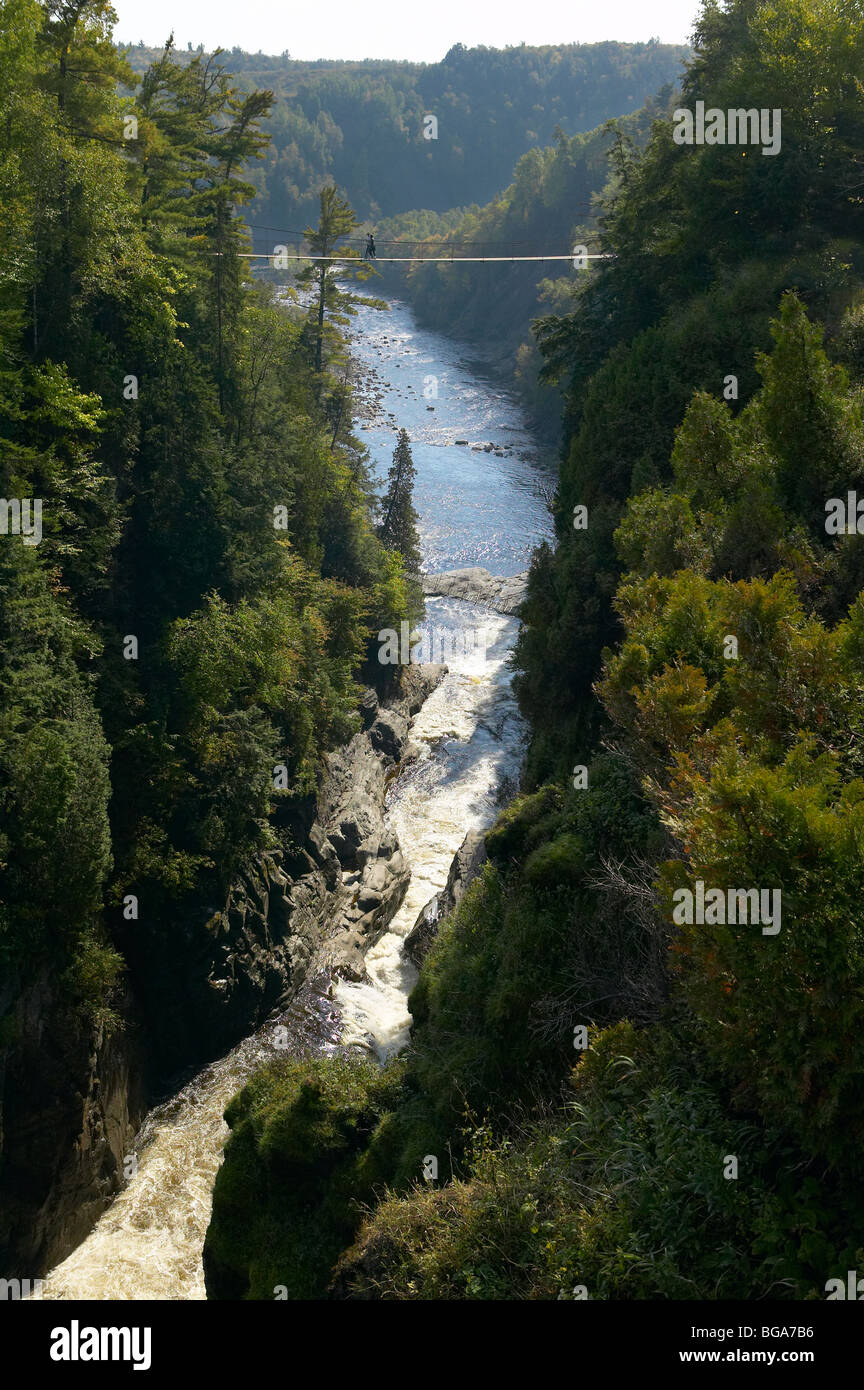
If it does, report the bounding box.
[379,429,423,577]
[297,186,381,383]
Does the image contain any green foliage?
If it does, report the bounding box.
[337,1022,864,1299]
[203,1055,408,1299]
[121,40,685,437]
[156,557,367,879]
[656,744,864,1168]
[60,931,126,1035]
[484,784,562,862]
[406,753,664,1131]
[13,0,864,1304]
[518,0,864,781]
[296,186,383,379]
[0,545,112,971]
[386,94,683,435]
[121,40,689,233]
[0,5,415,1059]
[756,294,864,524]
[587,290,864,1168]
[205,753,666,1299]
[522,833,588,886]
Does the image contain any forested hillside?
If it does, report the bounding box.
[0,0,413,1268]
[373,99,667,436]
[121,39,689,230]
[206,0,864,1301]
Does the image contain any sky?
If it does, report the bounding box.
[111,0,704,63]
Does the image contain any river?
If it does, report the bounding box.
[35,296,553,1301]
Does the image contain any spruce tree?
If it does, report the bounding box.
[379,429,423,578]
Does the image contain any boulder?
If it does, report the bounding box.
[420,566,528,615]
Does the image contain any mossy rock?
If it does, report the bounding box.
[204,1054,407,1300]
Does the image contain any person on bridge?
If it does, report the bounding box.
[364,233,377,261]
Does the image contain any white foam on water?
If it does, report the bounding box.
[336,603,524,1060]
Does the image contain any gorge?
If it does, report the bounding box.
[31,295,552,1300]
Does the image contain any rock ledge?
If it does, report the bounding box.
[420,566,528,615]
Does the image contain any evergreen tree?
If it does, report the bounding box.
[379,428,422,578]
[296,186,380,382]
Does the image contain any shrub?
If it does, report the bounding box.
[203,1054,407,1299]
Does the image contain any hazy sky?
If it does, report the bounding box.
[112,0,703,62]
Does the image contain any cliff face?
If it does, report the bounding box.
[0,972,148,1278]
[0,667,445,1279]
[121,665,445,1083]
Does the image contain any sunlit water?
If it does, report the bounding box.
[350,295,552,574]
[36,296,553,1300]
